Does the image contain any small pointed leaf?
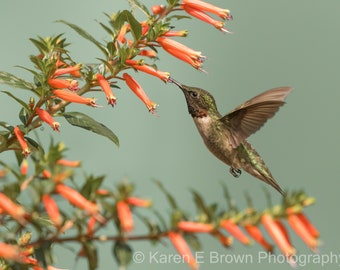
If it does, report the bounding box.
[63,112,119,146]
[113,241,133,267]
[0,71,35,91]
[127,0,150,17]
[1,91,30,111]
[57,20,108,57]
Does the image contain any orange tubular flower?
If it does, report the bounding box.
[220,219,251,245]
[214,230,233,247]
[182,0,232,20]
[182,5,230,33]
[96,73,117,107]
[13,126,30,157]
[295,212,319,238]
[42,194,62,228]
[117,200,134,233]
[53,64,82,77]
[261,214,296,258]
[117,24,129,44]
[0,242,25,263]
[164,30,189,37]
[35,107,60,132]
[168,231,198,270]
[125,196,152,208]
[52,89,97,107]
[125,60,170,82]
[156,37,205,70]
[287,213,319,252]
[138,49,157,58]
[177,221,214,233]
[55,184,104,223]
[56,159,81,167]
[48,78,79,91]
[41,169,52,179]
[0,192,29,225]
[122,73,158,113]
[86,216,97,238]
[244,224,273,252]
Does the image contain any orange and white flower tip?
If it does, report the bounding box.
[168,231,198,270]
[117,200,134,233]
[13,126,30,157]
[151,5,166,15]
[52,89,98,107]
[164,30,189,37]
[122,73,158,114]
[35,107,60,132]
[20,159,28,175]
[96,73,117,107]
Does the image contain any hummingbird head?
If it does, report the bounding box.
[169,78,217,118]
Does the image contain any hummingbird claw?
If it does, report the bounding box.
[230,167,242,178]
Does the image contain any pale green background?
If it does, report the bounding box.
[1,1,339,269]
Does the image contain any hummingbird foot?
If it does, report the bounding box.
[230,167,242,178]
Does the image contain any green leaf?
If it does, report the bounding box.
[1,91,30,111]
[82,241,98,270]
[113,241,133,267]
[19,107,30,125]
[167,0,180,7]
[81,175,105,200]
[56,20,108,57]
[0,71,35,91]
[184,233,201,251]
[152,179,178,209]
[63,112,119,146]
[115,10,142,42]
[191,190,213,221]
[127,0,150,17]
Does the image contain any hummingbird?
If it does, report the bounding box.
[169,78,292,196]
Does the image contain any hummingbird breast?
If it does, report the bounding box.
[193,115,236,167]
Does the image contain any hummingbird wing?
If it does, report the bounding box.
[220,87,292,148]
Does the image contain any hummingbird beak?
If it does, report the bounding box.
[168,77,187,92]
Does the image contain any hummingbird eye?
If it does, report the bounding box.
[190,91,198,98]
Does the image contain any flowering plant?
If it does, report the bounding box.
[0,0,319,269]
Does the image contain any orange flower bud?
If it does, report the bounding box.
[56,159,81,167]
[151,5,166,15]
[0,169,6,178]
[48,78,79,90]
[168,231,198,270]
[261,214,296,258]
[13,126,30,157]
[125,60,170,82]
[52,89,97,107]
[86,216,97,238]
[41,169,52,179]
[117,200,134,233]
[42,194,62,228]
[0,192,29,225]
[96,73,117,106]
[53,64,82,77]
[20,159,28,175]
[122,73,158,113]
[214,230,233,247]
[177,221,214,233]
[220,219,251,245]
[125,196,152,207]
[35,107,60,131]
[287,213,319,252]
[244,224,273,252]
[117,24,129,43]
[182,0,232,20]
[55,184,104,222]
